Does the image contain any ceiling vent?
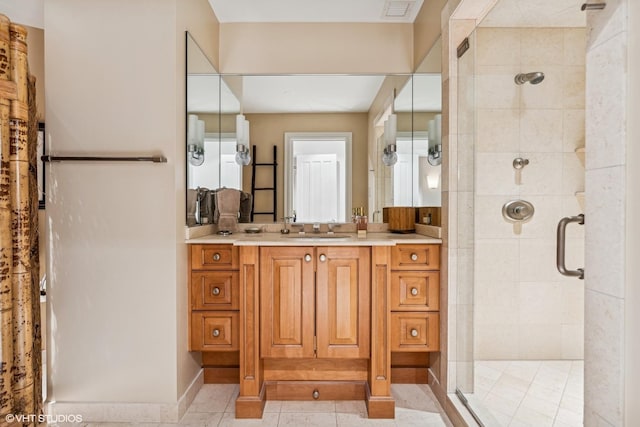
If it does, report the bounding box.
[382,0,415,18]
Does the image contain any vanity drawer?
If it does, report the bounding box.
[191,311,239,351]
[391,245,439,271]
[391,312,439,352]
[191,244,238,270]
[191,271,239,310]
[391,271,439,311]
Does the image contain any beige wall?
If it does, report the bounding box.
[219,23,413,74]
[243,113,369,221]
[413,0,447,69]
[45,0,218,413]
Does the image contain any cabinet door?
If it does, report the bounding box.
[316,246,370,359]
[260,247,315,358]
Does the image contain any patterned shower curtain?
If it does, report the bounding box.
[0,14,43,425]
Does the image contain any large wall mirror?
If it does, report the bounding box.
[186,33,442,226]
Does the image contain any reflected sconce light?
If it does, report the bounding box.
[427,173,440,189]
[235,114,252,166]
[382,113,398,166]
[428,113,442,166]
[188,114,205,166]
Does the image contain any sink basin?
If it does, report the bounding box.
[285,233,352,240]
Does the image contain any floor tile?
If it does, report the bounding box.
[277,412,336,426]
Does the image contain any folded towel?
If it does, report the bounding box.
[215,188,241,231]
[239,191,252,223]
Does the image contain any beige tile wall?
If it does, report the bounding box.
[473,27,586,360]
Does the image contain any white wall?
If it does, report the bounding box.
[45,0,217,409]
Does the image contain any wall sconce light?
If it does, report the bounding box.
[427,173,440,189]
[427,113,442,166]
[235,114,251,166]
[382,113,398,166]
[188,114,205,166]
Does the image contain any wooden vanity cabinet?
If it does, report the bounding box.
[260,246,370,360]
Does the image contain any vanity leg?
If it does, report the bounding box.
[367,246,395,419]
[236,246,265,418]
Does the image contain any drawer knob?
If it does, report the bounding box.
[212,329,220,337]
[213,253,221,261]
[410,253,418,261]
[319,254,327,262]
[410,287,419,296]
[212,287,221,296]
[312,389,320,400]
[410,328,419,337]
[304,254,312,262]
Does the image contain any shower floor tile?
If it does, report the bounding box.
[468,360,583,427]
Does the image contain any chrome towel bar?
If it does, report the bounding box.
[42,155,167,163]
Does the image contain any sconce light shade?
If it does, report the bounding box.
[188,114,205,166]
[427,173,440,189]
[235,114,251,166]
[382,113,398,166]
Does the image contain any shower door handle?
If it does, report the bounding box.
[556,214,585,279]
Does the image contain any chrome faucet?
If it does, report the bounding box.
[313,223,321,233]
[327,222,339,234]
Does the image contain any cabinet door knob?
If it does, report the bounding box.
[213,253,221,261]
[212,329,220,337]
[304,254,312,262]
[212,287,221,296]
[410,253,418,261]
[410,329,419,337]
[319,254,327,262]
[410,287,419,296]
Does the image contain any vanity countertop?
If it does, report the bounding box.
[186,232,441,246]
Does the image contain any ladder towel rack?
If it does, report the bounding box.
[250,145,277,222]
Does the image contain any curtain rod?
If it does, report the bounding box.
[42,155,167,163]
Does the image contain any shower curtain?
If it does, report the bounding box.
[0,14,43,423]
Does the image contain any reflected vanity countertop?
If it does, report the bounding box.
[186,232,441,246]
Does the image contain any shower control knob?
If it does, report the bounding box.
[410,329,419,337]
[512,157,530,169]
[411,287,419,296]
[213,253,221,261]
[212,329,220,337]
[212,287,220,296]
[410,253,418,261]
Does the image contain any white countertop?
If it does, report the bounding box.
[186,232,441,246]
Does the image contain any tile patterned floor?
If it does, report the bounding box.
[464,360,584,427]
[79,384,452,427]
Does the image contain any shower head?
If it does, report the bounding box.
[514,72,545,85]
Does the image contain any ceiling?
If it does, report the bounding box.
[207,0,424,23]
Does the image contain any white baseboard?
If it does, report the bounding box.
[46,369,204,423]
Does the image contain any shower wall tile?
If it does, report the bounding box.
[476,69,521,109]
[520,65,565,109]
[457,191,474,249]
[564,28,587,66]
[476,152,519,195]
[476,108,520,152]
[475,239,519,282]
[517,323,563,359]
[475,280,518,313]
[562,153,585,195]
[585,32,627,170]
[561,324,584,360]
[518,281,563,325]
[475,195,518,239]
[519,109,563,152]
[562,280,585,324]
[563,109,586,152]
[457,134,474,192]
[518,238,558,282]
[584,289,624,426]
[477,28,521,66]
[563,66,586,109]
[520,29,565,66]
[517,195,562,239]
[585,166,625,298]
[475,321,520,360]
[518,152,563,196]
[457,248,474,305]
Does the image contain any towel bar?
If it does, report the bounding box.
[42,155,167,163]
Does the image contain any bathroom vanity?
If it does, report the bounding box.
[187,232,441,419]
